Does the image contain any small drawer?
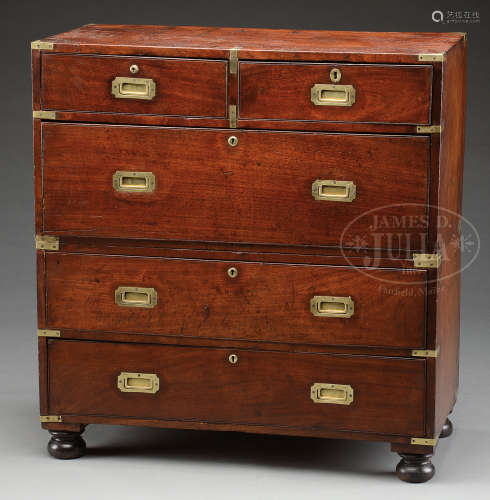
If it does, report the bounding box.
[44,253,426,349]
[42,123,430,250]
[47,340,426,436]
[239,62,433,124]
[41,54,228,118]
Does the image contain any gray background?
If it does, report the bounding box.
[2,0,489,498]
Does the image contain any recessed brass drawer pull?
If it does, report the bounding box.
[111,77,156,100]
[115,286,158,308]
[310,383,354,405]
[117,372,160,394]
[312,180,356,202]
[311,84,356,106]
[113,171,156,193]
[310,296,354,318]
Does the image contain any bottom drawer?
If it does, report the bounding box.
[47,340,426,436]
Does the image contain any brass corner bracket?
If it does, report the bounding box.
[40,415,63,423]
[37,329,61,338]
[417,53,444,62]
[33,110,57,120]
[35,235,60,251]
[31,40,54,50]
[410,437,438,446]
[412,346,440,358]
[416,125,441,134]
[229,48,238,74]
[413,253,441,268]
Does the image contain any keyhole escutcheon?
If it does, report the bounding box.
[330,68,342,83]
[227,267,238,278]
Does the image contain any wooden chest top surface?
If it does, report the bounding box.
[37,24,465,62]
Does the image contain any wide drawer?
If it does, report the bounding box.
[41,123,430,250]
[239,62,433,124]
[44,253,426,348]
[47,340,426,436]
[41,54,228,118]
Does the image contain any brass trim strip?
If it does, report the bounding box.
[412,346,440,358]
[40,415,62,423]
[416,125,441,134]
[417,54,444,62]
[33,110,56,120]
[229,48,238,74]
[413,253,441,268]
[37,329,61,338]
[31,40,54,50]
[229,105,237,128]
[35,235,60,251]
[411,437,438,446]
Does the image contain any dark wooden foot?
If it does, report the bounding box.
[396,453,435,483]
[47,431,86,459]
[439,417,453,438]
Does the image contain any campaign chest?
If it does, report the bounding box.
[32,25,466,483]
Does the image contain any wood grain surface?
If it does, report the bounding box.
[42,54,228,118]
[41,123,430,250]
[240,62,432,124]
[44,253,426,348]
[432,39,467,436]
[36,25,464,63]
[47,339,426,436]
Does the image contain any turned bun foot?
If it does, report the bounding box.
[439,417,453,438]
[48,431,86,459]
[396,453,435,483]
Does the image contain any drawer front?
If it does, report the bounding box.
[239,62,432,124]
[45,253,426,348]
[42,123,429,250]
[41,54,227,117]
[47,340,426,436]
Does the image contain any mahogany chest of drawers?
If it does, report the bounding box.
[32,25,466,483]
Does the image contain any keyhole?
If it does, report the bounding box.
[228,354,238,364]
[130,64,139,74]
[228,136,238,147]
[227,267,238,278]
[330,68,341,83]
